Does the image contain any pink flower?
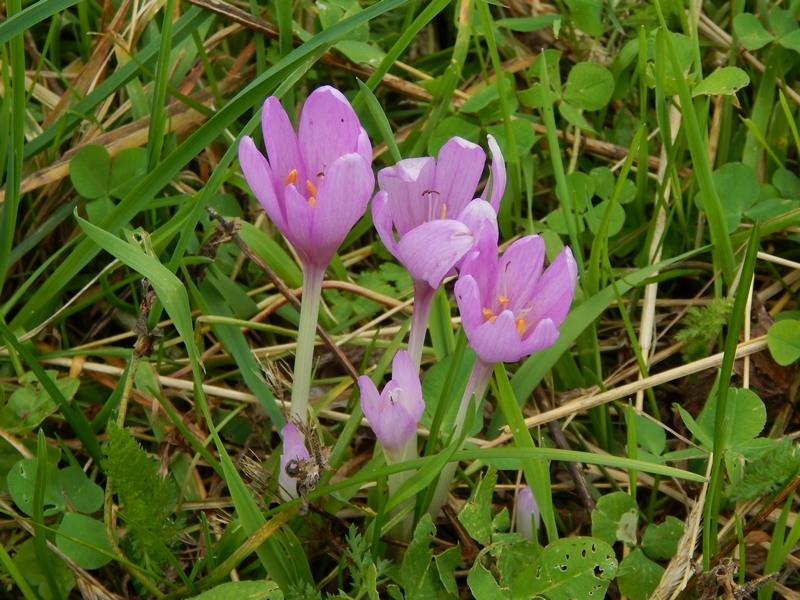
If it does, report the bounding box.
[372,136,505,289]
[239,86,375,270]
[516,486,541,541]
[455,233,578,364]
[358,350,425,457]
[278,422,309,499]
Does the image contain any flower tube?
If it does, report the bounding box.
[515,486,541,542]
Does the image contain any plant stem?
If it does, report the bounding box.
[407,280,436,369]
[290,265,325,421]
[386,437,418,542]
[427,358,494,518]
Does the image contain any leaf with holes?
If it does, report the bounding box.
[513,537,617,599]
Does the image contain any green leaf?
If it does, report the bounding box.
[733,13,774,50]
[641,516,684,561]
[189,581,282,599]
[435,546,461,596]
[591,492,639,547]
[60,466,104,514]
[495,15,558,32]
[767,319,800,365]
[468,554,511,599]
[778,29,800,52]
[334,40,386,66]
[56,513,113,570]
[401,514,447,599]
[514,537,618,599]
[696,387,767,449]
[458,466,497,545]
[633,413,666,456]
[108,147,148,199]
[7,458,64,517]
[558,101,597,133]
[69,145,111,199]
[692,66,750,97]
[616,548,664,600]
[11,539,76,600]
[564,62,615,111]
[566,0,603,36]
[0,370,79,434]
[696,162,759,232]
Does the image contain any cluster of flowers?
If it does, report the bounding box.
[239,85,576,534]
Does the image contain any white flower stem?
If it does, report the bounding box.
[290,265,325,422]
[407,281,436,370]
[427,358,494,519]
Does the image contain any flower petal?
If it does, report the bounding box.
[516,486,540,541]
[239,136,287,231]
[279,422,310,500]
[358,376,382,425]
[481,135,507,212]
[282,183,314,264]
[372,190,401,259]
[458,226,499,306]
[497,236,545,314]
[311,153,374,262]
[377,158,436,236]
[262,96,306,193]
[432,137,486,217]
[520,318,560,355]
[454,275,485,333]
[298,86,363,186]
[397,219,474,288]
[525,247,578,327]
[466,310,526,363]
[391,350,424,420]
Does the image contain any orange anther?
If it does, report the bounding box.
[440,203,447,219]
[498,295,509,307]
[515,318,526,337]
[308,196,316,209]
[285,169,298,185]
[482,307,497,323]
[306,180,317,197]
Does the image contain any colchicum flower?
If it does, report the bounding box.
[515,486,541,541]
[239,86,375,272]
[278,422,310,500]
[358,350,425,461]
[455,234,578,364]
[372,135,505,290]
[371,135,506,366]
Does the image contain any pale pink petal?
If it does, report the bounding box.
[432,137,486,217]
[378,158,436,236]
[262,96,306,193]
[357,128,373,165]
[372,190,401,259]
[358,376,382,425]
[311,153,374,263]
[481,135,507,212]
[454,275,487,334]
[466,311,526,363]
[239,137,287,231]
[516,486,540,541]
[282,184,314,264]
[519,318,559,355]
[391,350,424,420]
[498,236,546,314]
[525,247,578,327]
[397,219,474,288]
[298,87,362,187]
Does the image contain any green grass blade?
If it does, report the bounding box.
[0,0,79,46]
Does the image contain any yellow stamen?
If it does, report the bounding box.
[306,180,317,197]
[515,318,526,337]
[482,307,497,323]
[285,169,298,185]
[498,295,509,307]
[440,203,447,219]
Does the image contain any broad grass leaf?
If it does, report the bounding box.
[514,536,617,599]
[692,66,750,97]
[56,513,113,570]
[733,13,774,50]
[767,319,800,365]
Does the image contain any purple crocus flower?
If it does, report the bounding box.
[372,135,505,290]
[455,233,578,364]
[279,421,310,499]
[515,486,541,541]
[358,350,425,460]
[239,86,375,272]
